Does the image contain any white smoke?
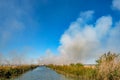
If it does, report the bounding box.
[38,10,120,64]
[112,0,120,10]
[0,49,34,65]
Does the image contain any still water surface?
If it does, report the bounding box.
[14,66,79,80]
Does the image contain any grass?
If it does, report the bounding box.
[0,65,38,79]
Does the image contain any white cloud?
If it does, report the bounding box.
[112,0,120,10]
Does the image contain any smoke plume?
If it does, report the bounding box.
[39,10,120,64]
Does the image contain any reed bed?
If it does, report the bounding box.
[0,65,38,79]
[47,63,96,80]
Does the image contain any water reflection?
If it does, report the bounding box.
[13,66,78,80]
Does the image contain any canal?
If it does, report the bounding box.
[13,66,78,80]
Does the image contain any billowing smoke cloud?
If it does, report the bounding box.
[112,0,120,10]
[39,10,120,64]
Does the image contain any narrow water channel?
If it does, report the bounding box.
[13,66,78,80]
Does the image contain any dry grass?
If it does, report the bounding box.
[96,52,120,80]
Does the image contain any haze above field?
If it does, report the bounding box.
[0,0,120,65]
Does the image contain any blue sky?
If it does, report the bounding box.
[0,0,120,64]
